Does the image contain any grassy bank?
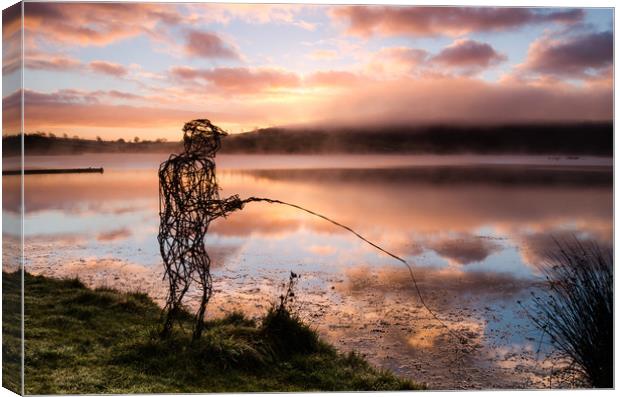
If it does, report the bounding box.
[3,271,422,394]
[2,270,22,393]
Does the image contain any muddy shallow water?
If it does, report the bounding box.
[4,153,612,389]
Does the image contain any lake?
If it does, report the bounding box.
[3,153,613,389]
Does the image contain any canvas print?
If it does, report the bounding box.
[1,1,614,394]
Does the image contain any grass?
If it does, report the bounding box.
[526,239,613,388]
[2,271,423,394]
[2,270,22,393]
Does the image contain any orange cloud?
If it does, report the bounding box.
[24,2,181,46]
[88,60,128,77]
[6,89,248,133]
[309,74,612,126]
[101,90,143,101]
[431,39,506,69]
[185,3,316,30]
[2,3,21,42]
[170,66,301,94]
[366,47,429,76]
[2,3,22,76]
[331,6,583,37]
[520,30,612,78]
[25,54,81,72]
[7,50,613,138]
[184,29,239,59]
[5,67,613,138]
[3,88,277,137]
[376,47,428,66]
[365,42,504,78]
[22,52,134,79]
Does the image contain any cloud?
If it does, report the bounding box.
[185,3,316,30]
[331,6,584,37]
[4,89,264,135]
[376,47,429,65]
[2,2,21,42]
[520,30,612,78]
[14,88,142,108]
[24,2,182,46]
[21,3,317,52]
[5,64,612,137]
[184,29,239,59]
[365,42,502,78]
[104,90,143,100]
[367,47,429,76]
[21,52,133,79]
[431,39,506,69]
[25,55,82,72]
[2,46,21,75]
[170,66,301,94]
[2,3,22,76]
[44,88,143,103]
[308,74,612,126]
[88,60,128,77]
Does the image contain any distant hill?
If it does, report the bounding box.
[2,134,182,157]
[222,122,613,155]
[2,122,613,157]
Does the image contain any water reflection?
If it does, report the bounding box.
[427,235,502,266]
[16,154,612,389]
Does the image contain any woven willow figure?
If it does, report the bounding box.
[158,119,244,341]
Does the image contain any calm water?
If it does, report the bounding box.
[4,153,613,389]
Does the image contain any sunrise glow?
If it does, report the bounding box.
[2,3,613,141]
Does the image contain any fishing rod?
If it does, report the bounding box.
[241,196,467,344]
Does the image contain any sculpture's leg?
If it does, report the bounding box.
[192,255,212,341]
[161,262,190,338]
[160,276,178,338]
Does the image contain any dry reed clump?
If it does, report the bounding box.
[524,238,612,388]
[261,272,322,357]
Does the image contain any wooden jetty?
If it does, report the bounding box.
[2,167,104,176]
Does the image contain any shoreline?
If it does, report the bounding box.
[15,252,564,390]
[3,271,422,394]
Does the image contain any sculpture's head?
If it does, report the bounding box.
[182,119,228,156]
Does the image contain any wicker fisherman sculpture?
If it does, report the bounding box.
[157,121,461,346]
[158,119,244,340]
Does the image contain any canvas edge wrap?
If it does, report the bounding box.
[2,1,24,395]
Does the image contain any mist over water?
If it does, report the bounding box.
[6,153,612,389]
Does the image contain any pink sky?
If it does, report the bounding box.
[2,3,613,140]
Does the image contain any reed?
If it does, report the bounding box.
[528,238,613,388]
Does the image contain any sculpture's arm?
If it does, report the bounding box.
[158,157,177,220]
[208,194,245,220]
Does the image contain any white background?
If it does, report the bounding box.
[0,0,616,396]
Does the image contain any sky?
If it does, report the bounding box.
[1,2,614,140]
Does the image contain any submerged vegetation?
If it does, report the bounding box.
[526,239,613,388]
[3,271,421,394]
